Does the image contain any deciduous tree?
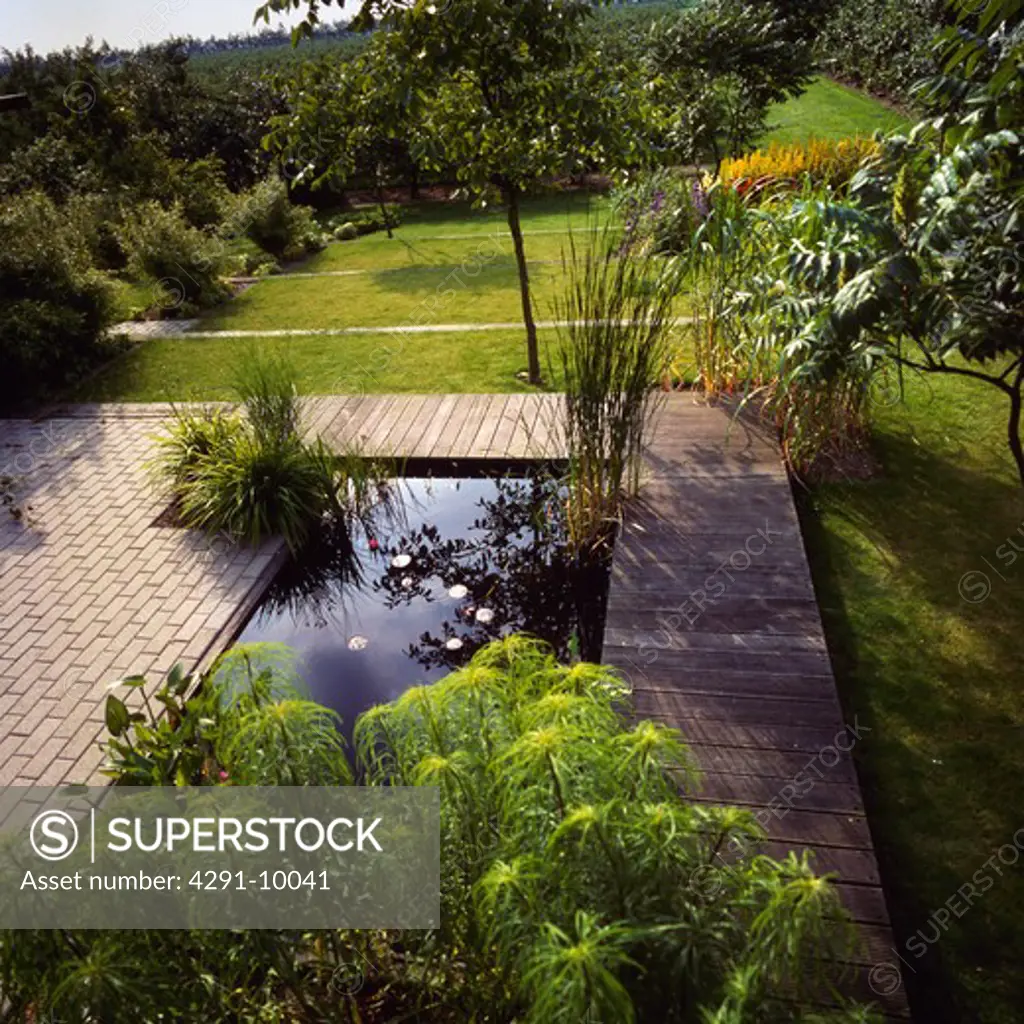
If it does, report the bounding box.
[258,0,652,385]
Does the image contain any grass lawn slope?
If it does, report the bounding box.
[800,373,1024,1024]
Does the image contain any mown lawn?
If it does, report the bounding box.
[799,373,1024,1024]
[762,76,913,145]
[72,328,562,402]
[305,230,598,272]
[365,191,611,239]
[200,262,570,332]
[81,192,664,397]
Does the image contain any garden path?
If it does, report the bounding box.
[0,405,284,787]
[600,396,909,1021]
[110,317,691,341]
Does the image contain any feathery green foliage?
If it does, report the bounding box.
[353,635,861,1022]
[19,636,873,1021]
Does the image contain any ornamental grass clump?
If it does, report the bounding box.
[549,226,682,554]
[149,352,381,552]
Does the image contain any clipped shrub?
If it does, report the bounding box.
[224,177,327,261]
[118,201,231,313]
[334,221,359,241]
[323,204,404,238]
[0,190,114,410]
[720,137,881,194]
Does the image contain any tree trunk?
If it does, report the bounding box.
[375,165,393,239]
[1008,365,1024,487]
[505,185,541,385]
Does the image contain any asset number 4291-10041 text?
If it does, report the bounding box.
[189,870,331,891]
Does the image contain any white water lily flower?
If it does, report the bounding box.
[347,636,369,651]
[445,638,464,651]
[391,554,412,568]
[475,608,495,624]
[448,584,469,599]
[401,576,414,589]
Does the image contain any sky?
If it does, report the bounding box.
[0,0,314,54]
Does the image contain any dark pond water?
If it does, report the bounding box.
[235,475,611,742]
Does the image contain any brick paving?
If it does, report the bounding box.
[0,408,283,785]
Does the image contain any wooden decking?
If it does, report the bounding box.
[306,392,565,460]
[599,397,906,1020]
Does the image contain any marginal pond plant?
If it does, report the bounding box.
[3,636,885,1023]
[148,351,387,552]
[657,176,882,480]
[101,643,352,787]
[550,225,682,554]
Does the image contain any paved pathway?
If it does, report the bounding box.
[0,409,283,786]
[229,259,567,281]
[110,318,690,341]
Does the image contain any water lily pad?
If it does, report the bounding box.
[347,635,369,651]
[448,584,469,599]
[475,607,495,624]
[391,554,412,569]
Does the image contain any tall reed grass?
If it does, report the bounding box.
[549,226,683,553]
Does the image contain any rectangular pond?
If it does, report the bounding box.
[235,473,612,744]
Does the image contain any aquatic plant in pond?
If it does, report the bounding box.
[148,352,390,551]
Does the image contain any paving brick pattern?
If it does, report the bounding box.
[0,409,282,786]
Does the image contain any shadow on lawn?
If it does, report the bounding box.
[796,431,1024,1024]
